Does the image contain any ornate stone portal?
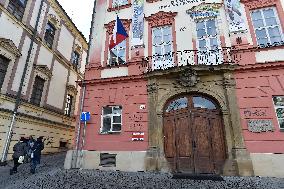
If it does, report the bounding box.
[145,65,254,176]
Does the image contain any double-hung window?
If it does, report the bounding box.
[0,55,9,90]
[109,40,126,66]
[196,19,222,65]
[7,0,27,21]
[30,76,45,106]
[64,94,73,116]
[71,51,80,69]
[101,106,122,133]
[273,96,284,129]
[152,26,173,70]
[251,7,283,47]
[44,22,56,49]
[112,0,128,8]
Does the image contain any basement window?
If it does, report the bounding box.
[100,153,116,167]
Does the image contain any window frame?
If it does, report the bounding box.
[30,76,45,106]
[0,55,10,91]
[273,96,284,130]
[7,0,27,21]
[108,40,127,66]
[100,105,122,134]
[152,25,174,70]
[64,94,73,116]
[195,18,222,65]
[44,22,56,49]
[71,51,80,69]
[250,6,284,47]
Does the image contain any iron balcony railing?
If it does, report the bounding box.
[140,47,240,73]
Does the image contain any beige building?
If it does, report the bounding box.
[0,0,87,160]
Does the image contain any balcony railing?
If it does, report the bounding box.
[140,47,240,73]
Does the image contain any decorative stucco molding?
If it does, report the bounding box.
[74,43,83,54]
[66,84,78,95]
[105,19,132,34]
[145,11,177,28]
[34,65,53,79]
[147,83,158,94]
[0,38,21,57]
[48,14,61,29]
[241,0,277,9]
[176,69,199,87]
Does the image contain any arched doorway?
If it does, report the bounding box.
[163,94,226,174]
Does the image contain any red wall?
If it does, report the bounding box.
[81,78,148,151]
[235,67,284,153]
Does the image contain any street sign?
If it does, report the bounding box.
[132,132,144,141]
[81,112,91,122]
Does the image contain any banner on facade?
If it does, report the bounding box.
[131,0,144,47]
[224,0,246,32]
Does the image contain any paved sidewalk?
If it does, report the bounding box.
[0,153,284,189]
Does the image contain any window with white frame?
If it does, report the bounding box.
[196,19,222,65]
[152,26,173,70]
[112,0,128,8]
[251,7,283,47]
[64,94,73,116]
[109,40,126,66]
[71,51,80,69]
[101,106,122,133]
[273,96,284,129]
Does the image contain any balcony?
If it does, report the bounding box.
[139,47,240,73]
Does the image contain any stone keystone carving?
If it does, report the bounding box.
[176,69,199,87]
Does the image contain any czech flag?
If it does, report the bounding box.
[109,16,128,50]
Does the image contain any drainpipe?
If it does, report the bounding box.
[72,0,97,169]
[0,0,45,165]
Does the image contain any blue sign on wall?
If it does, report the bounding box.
[81,112,91,122]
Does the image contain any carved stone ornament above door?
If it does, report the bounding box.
[176,69,199,87]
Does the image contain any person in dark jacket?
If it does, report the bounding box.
[27,135,35,162]
[10,137,28,175]
[30,136,44,174]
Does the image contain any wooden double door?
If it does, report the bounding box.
[163,95,226,174]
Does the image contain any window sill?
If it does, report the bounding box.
[280,128,284,132]
[107,3,132,12]
[99,131,121,135]
[105,63,128,69]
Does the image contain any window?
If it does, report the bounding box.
[64,94,73,116]
[152,26,173,70]
[7,0,27,21]
[109,40,126,66]
[44,22,56,48]
[30,76,45,106]
[112,0,128,8]
[273,96,284,129]
[251,7,283,47]
[71,51,80,69]
[0,55,9,90]
[101,106,122,133]
[196,19,222,65]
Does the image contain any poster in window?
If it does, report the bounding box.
[131,0,144,47]
[224,0,247,32]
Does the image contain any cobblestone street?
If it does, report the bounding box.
[0,153,283,189]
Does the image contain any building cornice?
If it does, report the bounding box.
[48,0,88,49]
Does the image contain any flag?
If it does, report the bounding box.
[109,16,128,50]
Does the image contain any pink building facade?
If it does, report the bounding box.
[65,0,284,177]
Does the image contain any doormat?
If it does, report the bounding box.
[172,173,224,181]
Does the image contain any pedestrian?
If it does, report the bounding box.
[30,136,44,174]
[10,137,28,175]
[27,135,35,162]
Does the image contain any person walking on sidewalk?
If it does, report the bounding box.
[10,137,28,175]
[27,135,35,163]
[30,136,44,174]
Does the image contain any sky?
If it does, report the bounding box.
[57,0,94,41]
